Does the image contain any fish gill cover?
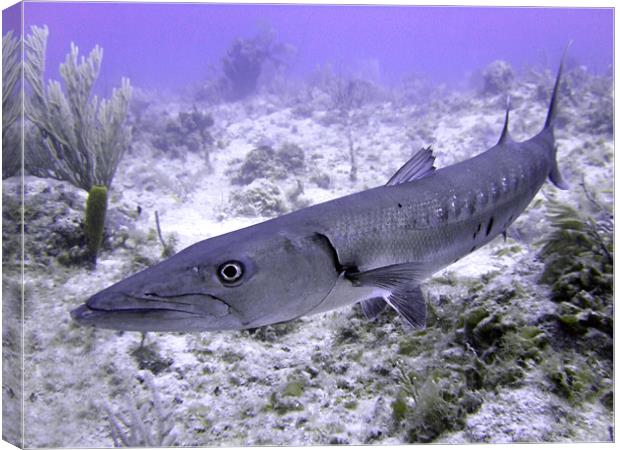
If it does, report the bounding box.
[2,1,614,447]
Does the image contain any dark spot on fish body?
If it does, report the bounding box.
[473,222,482,240]
[470,245,477,253]
[398,203,402,208]
[486,217,495,236]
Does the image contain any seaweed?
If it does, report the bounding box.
[392,362,478,443]
[538,189,613,345]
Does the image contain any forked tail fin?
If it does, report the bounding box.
[544,41,572,129]
[549,145,569,189]
[546,42,572,190]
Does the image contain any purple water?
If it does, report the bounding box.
[3,2,615,94]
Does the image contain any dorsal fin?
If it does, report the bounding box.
[386,146,436,186]
[497,96,512,145]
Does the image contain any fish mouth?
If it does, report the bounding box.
[70,291,243,332]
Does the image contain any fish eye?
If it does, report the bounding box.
[218,261,244,284]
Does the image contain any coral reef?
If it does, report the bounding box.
[220,30,292,101]
[481,60,514,95]
[152,106,214,166]
[228,178,286,217]
[232,143,305,185]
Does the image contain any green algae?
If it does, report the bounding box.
[494,244,523,257]
[343,399,358,410]
[388,275,596,442]
[391,396,408,422]
[544,355,598,404]
[283,378,306,397]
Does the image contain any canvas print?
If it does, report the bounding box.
[2,1,614,447]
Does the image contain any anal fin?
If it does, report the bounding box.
[360,297,387,320]
[386,285,426,328]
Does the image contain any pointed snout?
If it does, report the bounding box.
[70,284,244,332]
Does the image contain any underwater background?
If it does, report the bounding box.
[2,1,614,446]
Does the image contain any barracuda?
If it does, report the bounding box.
[70,53,569,332]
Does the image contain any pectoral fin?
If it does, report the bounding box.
[347,262,427,328]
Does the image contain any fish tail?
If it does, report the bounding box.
[544,41,572,130]
[549,144,569,189]
[545,42,572,190]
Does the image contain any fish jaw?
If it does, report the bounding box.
[70,289,244,332]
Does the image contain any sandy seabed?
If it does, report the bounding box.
[2,64,613,446]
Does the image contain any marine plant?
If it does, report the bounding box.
[331,78,375,181]
[538,188,613,363]
[104,372,177,447]
[2,31,22,179]
[154,211,177,258]
[24,25,132,266]
[391,361,478,443]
